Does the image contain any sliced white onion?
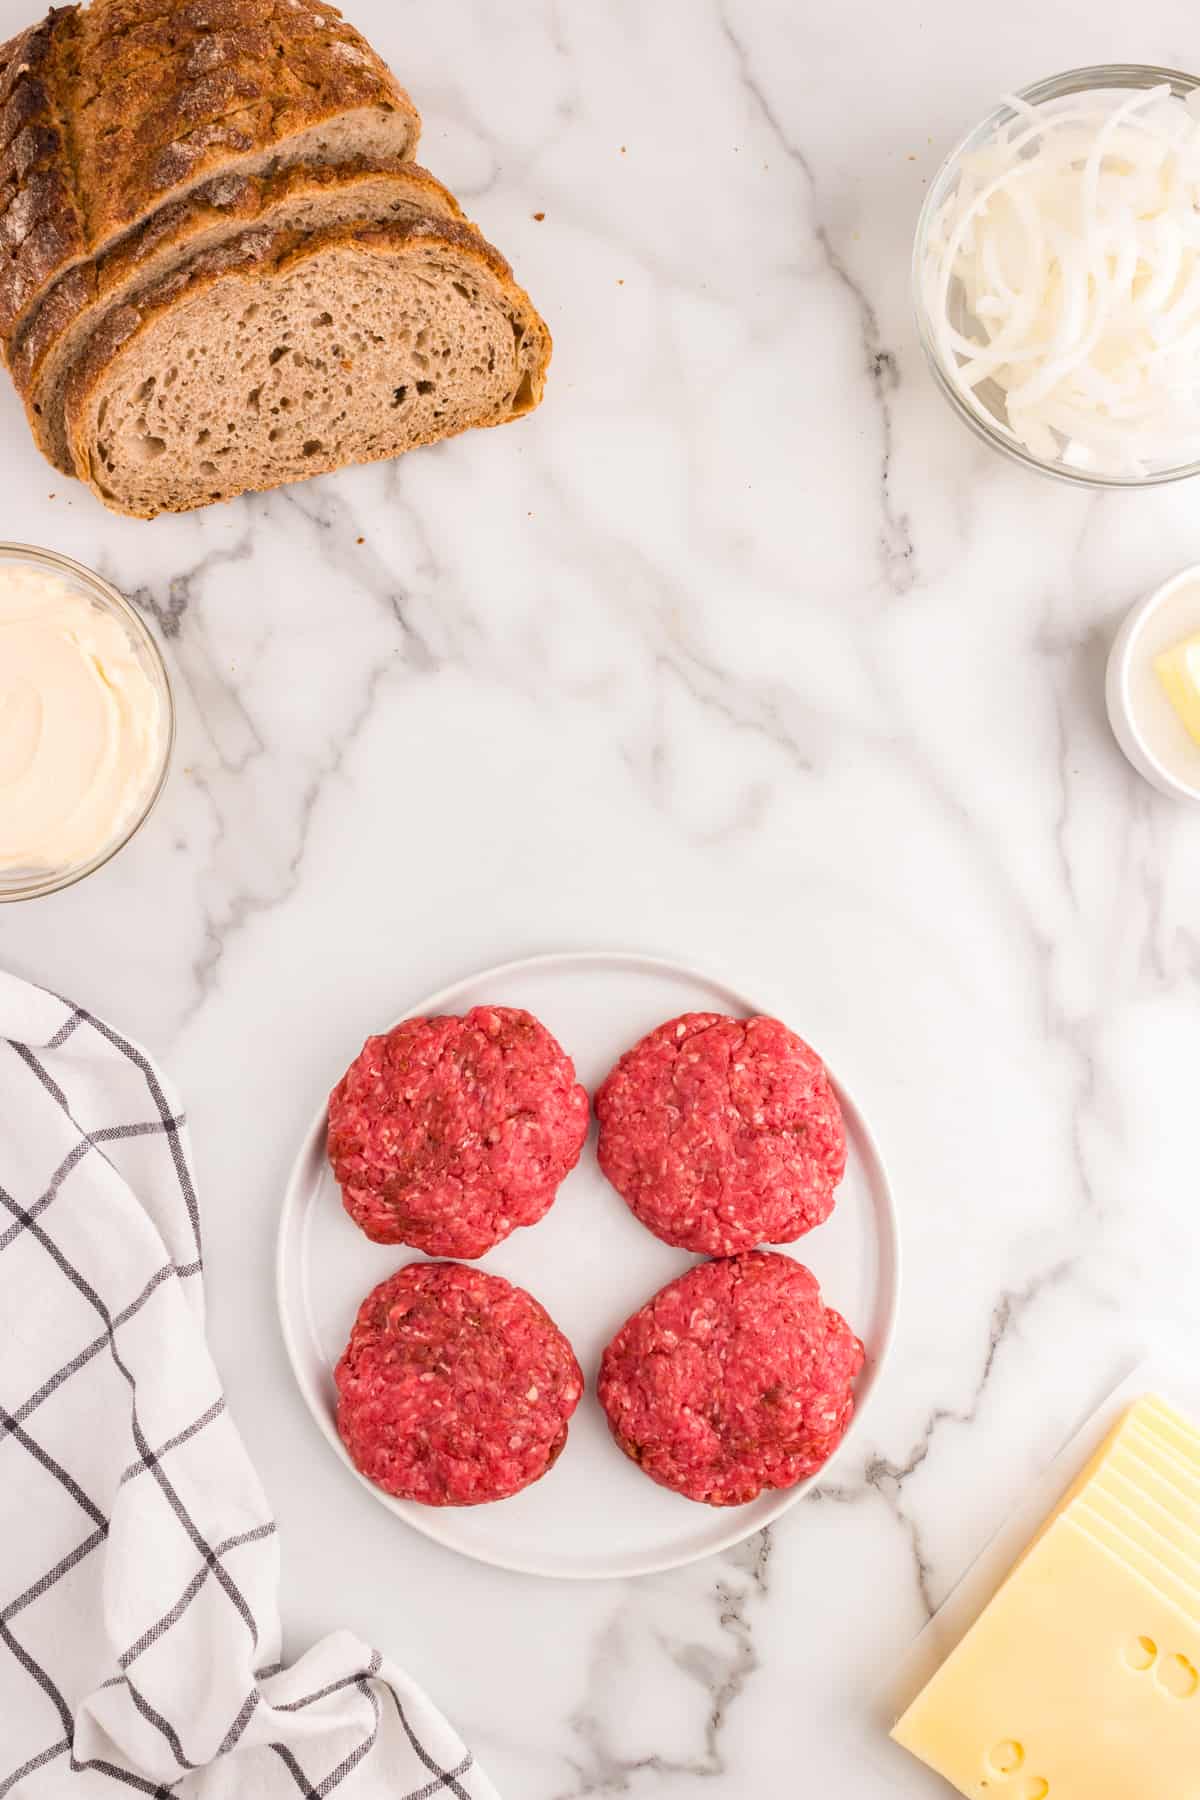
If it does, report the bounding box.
[924,83,1200,476]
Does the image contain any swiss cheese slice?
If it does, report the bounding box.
[1023,1393,1200,1553]
[892,1396,1200,1798]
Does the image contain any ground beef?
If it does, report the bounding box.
[336,1261,583,1506]
[594,1012,846,1256]
[328,1005,590,1258]
[597,1252,864,1506]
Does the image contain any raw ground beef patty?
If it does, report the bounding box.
[328,1005,590,1258]
[594,1012,847,1255]
[336,1261,584,1506]
[598,1252,864,1506]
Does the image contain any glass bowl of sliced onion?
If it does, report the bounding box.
[915,65,1200,485]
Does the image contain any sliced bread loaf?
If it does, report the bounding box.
[0,0,419,341]
[12,160,462,473]
[65,215,551,517]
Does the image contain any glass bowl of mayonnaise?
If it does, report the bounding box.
[0,544,174,901]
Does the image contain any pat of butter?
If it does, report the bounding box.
[892,1396,1200,1799]
[1154,633,1200,747]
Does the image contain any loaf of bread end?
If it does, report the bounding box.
[65,214,552,517]
[0,0,420,342]
[11,159,463,473]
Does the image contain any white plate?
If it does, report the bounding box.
[276,951,900,1580]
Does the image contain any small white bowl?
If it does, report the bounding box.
[1106,565,1200,802]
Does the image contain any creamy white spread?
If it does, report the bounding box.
[0,562,164,872]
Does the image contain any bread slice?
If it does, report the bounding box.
[0,0,419,342]
[12,160,462,474]
[65,215,551,517]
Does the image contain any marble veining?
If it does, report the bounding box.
[4,0,1200,1793]
[718,9,918,594]
[815,1263,1080,1620]
[561,1533,770,1794]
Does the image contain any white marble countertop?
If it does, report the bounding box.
[5,0,1200,1792]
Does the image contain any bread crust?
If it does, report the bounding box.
[0,0,419,340]
[12,157,463,470]
[65,212,552,516]
[0,8,87,340]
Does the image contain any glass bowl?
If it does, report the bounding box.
[0,544,174,902]
[914,64,1200,488]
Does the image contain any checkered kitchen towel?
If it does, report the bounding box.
[0,971,499,1800]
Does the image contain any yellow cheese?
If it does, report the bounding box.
[1108,1442,1200,1522]
[1093,1464,1200,1572]
[1124,1425,1200,1504]
[893,1397,1200,1798]
[1154,633,1200,747]
[1019,1393,1198,1561]
[1141,1395,1200,1466]
[892,1516,1200,1797]
[1071,1498,1200,1622]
